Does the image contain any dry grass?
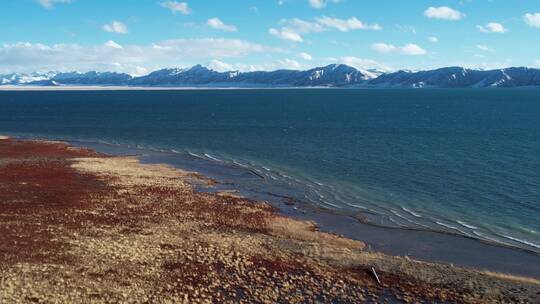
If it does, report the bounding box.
[482,271,540,286]
[267,216,365,250]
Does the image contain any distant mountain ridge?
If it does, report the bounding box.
[2,64,540,88]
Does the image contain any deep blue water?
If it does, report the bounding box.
[1,89,539,253]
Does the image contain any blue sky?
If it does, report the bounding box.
[1,0,539,74]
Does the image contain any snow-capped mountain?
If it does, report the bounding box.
[295,64,376,86]
[0,71,132,86]
[0,72,57,85]
[51,71,132,85]
[130,64,375,87]
[130,65,231,86]
[2,65,540,88]
[368,67,540,88]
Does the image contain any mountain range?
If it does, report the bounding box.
[2,64,540,88]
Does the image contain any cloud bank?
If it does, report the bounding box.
[270,16,380,42]
[0,39,279,74]
[371,43,427,55]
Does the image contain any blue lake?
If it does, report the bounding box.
[1,88,539,254]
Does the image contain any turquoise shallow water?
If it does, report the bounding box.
[1,89,539,253]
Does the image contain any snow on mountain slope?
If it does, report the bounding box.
[2,65,540,88]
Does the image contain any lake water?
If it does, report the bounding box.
[1,89,539,254]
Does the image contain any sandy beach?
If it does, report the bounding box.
[0,136,539,303]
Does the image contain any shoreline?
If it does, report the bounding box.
[0,136,539,302]
[68,138,540,276]
[5,133,540,278]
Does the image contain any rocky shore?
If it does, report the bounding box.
[0,136,538,303]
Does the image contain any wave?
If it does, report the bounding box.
[516,226,538,235]
[232,160,248,168]
[345,203,367,210]
[435,221,469,235]
[472,231,513,247]
[203,153,222,162]
[499,234,540,249]
[188,152,205,159]
[320,200,342,209]
[391,209,409,221]
[457,220,479,230]
[401,207,422,218]
[312,189,325,199]
[390,209,434,229]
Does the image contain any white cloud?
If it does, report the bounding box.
[477,22,508,33]
[0,39,279,75]
[340,56,391,71]
[270,16,380,42]
[133,66,149,77]
[371,43,427,55]
[281,18,325,33]
[536,60,540,66]
[36,0,71,9]
[278,58,302,69]
[308,0,341,9]
[396,25,416,34]
[207,59,234,72]
[104,40,123,49]
[476,44,493,52]
[298,52,313,60]
[207,18,238,32]
[524,13,540,28]
[428,36,438,43]
[424,6,464,21]
[315,16,382,31]
[269,28,304,42]
[160,1,191,15]
[102,21,128,34]
[203,59,309,73]
[399,44,427,55]
[309,0,325,8]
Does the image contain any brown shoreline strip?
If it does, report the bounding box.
[0,138,539,303]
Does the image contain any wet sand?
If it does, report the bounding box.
[1,137,539,303]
